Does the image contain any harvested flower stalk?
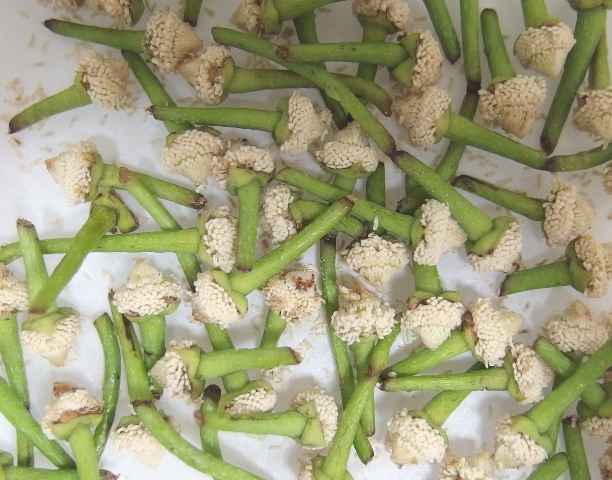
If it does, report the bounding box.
[45,11,203,74]
[9,51,131,133]
[421,0,461,64]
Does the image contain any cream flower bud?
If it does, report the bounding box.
[0,263,28,317]
[386,409,447,465]
[213,144,275,189]
[581,416,612,439]
[144,10,203,74]
[514,23,575,78]
[411,30,444,90]
[440,450,495,480]
[149,339,196,401]
[200,207,238,274]
[401,296,464,350]
[600,445,612,478]
[281,92,333,155]
[20,311,81,367]
[262,267,323,323]
[230,0,264,36]
[261,184,297,244]
[479,76,547,138]
[192,272,243,328]
[222,383,277,414]
[316,122,378,173]
[77,51,132,109]
[84,0,131,23]
[179,46,232,105]
[493,414,547,470]
[603,162,612,194]
[573,234,610,298]
[468,218,523,273]
[509,342,553,404]
[291,387,338,449]
[352,0,410,33]
[41,383,102,439]
[573,86,612,144]
[112,416,178,467]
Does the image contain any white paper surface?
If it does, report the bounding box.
[0,1,611,479]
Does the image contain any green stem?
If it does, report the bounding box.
[381,367,507,392]
[562,418,590,480]
[393,151,493,241]
[356,19,390,81]
[382,330,470,378]
[259,310,288,349]
[501,261,573,296]
[460,0,481,90]
[445,112,548,169]
[275,168,414,241]
[229,197,353,294]
[268,0,341,23]
[17,219,50,300]
[202,410,308,437]
[481,8,516,82]
[127,0,145,26]
[196,347,299,380]
[279,42,408,66]
[0,376,75,469]
[183,0,205,26]
[332,175,357,192]
[365,163,386,234]
[0,467,108,480]
[422,0,461,64]
[138,316,166,373]
[521,0,554,28]
[204,324,251,393]
[527,452,569,480]
[321,325,400,479]
[29,203,118,314]
[412,261,443,294]
[452,175,546,221]
[354,336,377,436]
[68,425,99,480]
[199,385,223,462]
[292,200,368,239]
[8,81,91,134]
[121,51,192,134]
[235,181,262,272]
[545,143,612,172]
[589,26,610,90]
[150,106,281,134]
[44,19,145,53]
[540,7,607,154]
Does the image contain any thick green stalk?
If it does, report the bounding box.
[235,181,262,272]
[413,261,443,295]
[183,0,205,26]
[205,325,251,394]
[381,330,470,378]
[332,175,357,192]
[44,20,145,52]
[259,310,288,349]
[540,7,607,154]
[422,0,461,63]
[353,336,377,436]
[453,175,546,221]
[393,151,493,241]
[122,51,192,134]
[545,144,612,171]
[460,0,481,90]
[0,376,74,469]
[381,367,507,392]
[521,0,554,28]
[365,162,386,234]
[196,347,299,380]
[199,385,223,462]
[267,0,342,25]
[501,261,573,296]
[17,219,49,300]
[92,314,121,459]
[526,452,569,480]
[229,198,353,294]
[275,168,414,240]
[292,200,368,239]
[356,17,391,81]
[278,42,408,66]
[589,27,610,90]
[68,425,99,480]
[562,418,590,480]
[138,316,166,373]
[202,410,308,437]
[0,467,110,480]
[127,0,145,26]
[481,8,516,82]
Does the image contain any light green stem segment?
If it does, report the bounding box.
[413,261,443,295]
[382,366,507,393]
[500,261,573,296]
[259,310,287,349]
[333,174,357,192]
[481,8,516,82]
[17,219,50,300]
[275,168,414,241]
[452,175,546,221]
[356,17,391,81]
[562,418,590,480]
[546,143,612,171]
[353,336,377,437]
[526,452,569,480]
[540,7,607,154]
[382,329,470,378]
[92,314,121,459]
[68,425,99,480]
[44,19,145,53]
[445,112,548,169]
[202,410,308,438]
[521,0,554,28]
[461,0,481,89]
[365,163,386,234]
[321,325,400,479]
[122,51,191,134]
[0,375,75,469]
[183,0,205,26]
[280,42,408,66]
[293,200,368,239]
[229,197,353,294]
[29,204,118,314]
[8,80,91,134]
[0,467,109,480]
[138,316,166,373]
[199,385,223,463]
[127,0,145,26]
[260,0,342,33]
[205,324,251,394]
[196,347,299,380]
[393,151,493,241]
[235,180,263,272]
[422,0,461,64]
[589,26,610,90]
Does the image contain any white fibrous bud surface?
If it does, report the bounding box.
[581,416,612,439]
[413,199,467,265]
[468,218,523,273]
[411,30,443,90]
[509,342,553,404]
[352,0,410,32]
[84,0,130,22]
[281,92,332,155]
[401,296,464,350]
[21,313,81,367]
[201,207,239,273]
[342,234,409,292]
[223,386,277,413]
[262,267,322,323]
[0,263,28,317]
[440,450,495,480]
[144,10,203,73]
[297,455,316,480]
[330,286,395,344]
[77,51,132,109]
[394,86,451,148]
[149,339,195,401]
[261,184,297,244]
[113,258,183,317]
[493,414,547,470]
[112,421,168,468]
[514,23,575,78]
[160,129,226,188]
[544,300,609,354]
[479,76,546,138]
[291,387,338,449]
[316,122,378,173]
[192,272,242,327]
[230,0,263,36]
[574,234,610,298]
[386,409,447,465]
[573,86,612,145]
[179,46,231,105]
[467,298,522,367]
[42,383,102,438]
[45,141,97,206]
[600,446,612,479]
[214,144,274,189]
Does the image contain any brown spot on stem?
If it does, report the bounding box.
[194,410,204,426]
[17,218,33,228]
[193,194,207,210]
[275,46,289,60]
[132,399,154,408]
[292,272,315,291]
[540,136,554,156]
[382,97,393,117]
[118,167,131,184]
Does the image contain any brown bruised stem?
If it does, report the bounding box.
[380,367,509,393]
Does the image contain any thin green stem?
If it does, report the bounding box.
[196,347,299,380]
[17,219,50,301]
[422,0,461,64]
[183,0,205,26]
[481,9,516,82]
[0,467,108,480]
[138,316,166,373]
[501,261,573,296]
[353,337,377,436]
[204,324,251,393]
[202,409,308,438]
[229,197,353,294]
[460,0,481,90]
[279,42,408,66]
[259,310,288,349]
[332,175,357,192]
[452,175,546,221]
[44,19,145,53]
[545,143,612,172]
[268,0,341,24]
[562,418,590,480]
[292,200,368,239]
[199,385,223,462]
[527,452,569,480]
[413,261,443,295]
[540,7,607,154]
[356,19,390,81]
[589,26,610,90]
[68,425,99,480]
[365,163,386,234]
[521,0,554,28]
[381,367,507,392]
[127,0,145,26]
[235,181,262,272]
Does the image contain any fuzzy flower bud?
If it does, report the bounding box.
[440,450,495,480]
[199,207,238,273]
[514,23,575,78]
[291,387,338,449]
[112,416,178,468]
[213,144,275,189]
[192,272,243,328]
[493,414,547,470]
[573,234,610,298]
[179,46,232,105]
[315,122,378,173]
[352,0,410,33]
[42,382,102,439]
[0,264,28,317]
[85,0,131,23]
[221,382,277,414]
[261,184,297,244]
[581,416,612,439]
[386,409,447,465]
[468,218,523,273]
[573,86,612,145]
[411,30,444,90]
[509,342,553,404]
[149,339,197,401]
[262,267,323,323]
[144,10,203,74]
[230,0,264,36]
[280,92,332,155]
[77,51,132,109]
